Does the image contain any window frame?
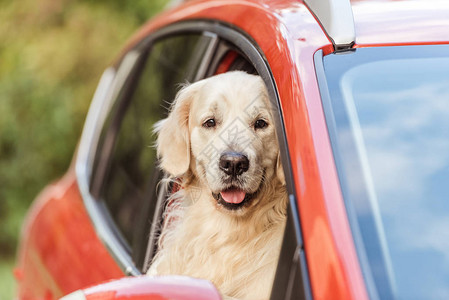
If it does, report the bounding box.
[76,20,312,299]
[91,32,218,270]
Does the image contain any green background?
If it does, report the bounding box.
[0,0,166,297]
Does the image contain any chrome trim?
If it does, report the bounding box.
[75,51,142,276]
[76,68,115,182]
[194,32,219,81]
[304,0,355,51]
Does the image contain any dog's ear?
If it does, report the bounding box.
[276,152,286,186]
[155,81,203,177]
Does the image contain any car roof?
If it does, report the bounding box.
[304,0,449,49]
[351,0,449,47]
[124,0,449,60]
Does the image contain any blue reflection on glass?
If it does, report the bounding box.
[323,47,449,300]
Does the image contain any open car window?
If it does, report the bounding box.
[85,22,311,299]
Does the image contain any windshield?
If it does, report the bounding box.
[319,45,449,300]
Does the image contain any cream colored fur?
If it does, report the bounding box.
[148,71,287,300]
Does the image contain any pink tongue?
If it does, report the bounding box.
[220,189,246,204]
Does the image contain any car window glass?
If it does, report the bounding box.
[323,45,449,300]
[90,33,211,269]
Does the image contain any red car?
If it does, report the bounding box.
[15,0,449,299]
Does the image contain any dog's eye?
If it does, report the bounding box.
[203,118,216,128]
[254,119,268,130]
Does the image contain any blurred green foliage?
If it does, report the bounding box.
[0,0,166,295]
[0,258,15,297]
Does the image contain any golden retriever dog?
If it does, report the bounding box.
[148,71,287,300]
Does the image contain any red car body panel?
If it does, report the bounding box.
[15,0,449,299]
[15,169,124,299]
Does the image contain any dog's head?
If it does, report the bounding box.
[155,71,285,216]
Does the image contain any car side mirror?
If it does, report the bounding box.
[60,275,222,300]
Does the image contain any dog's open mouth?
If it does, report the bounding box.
[212,187,255,210]
[211,169,266,211]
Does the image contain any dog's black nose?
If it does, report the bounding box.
[219,152,249,176]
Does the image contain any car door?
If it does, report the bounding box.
[77,21,311,299]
